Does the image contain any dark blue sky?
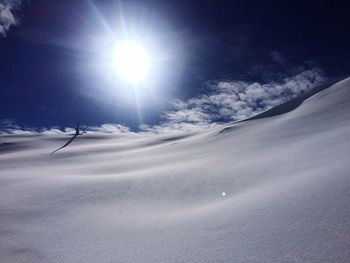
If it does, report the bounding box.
[1,0,349,130]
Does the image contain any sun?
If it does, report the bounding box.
[112,41,150,84]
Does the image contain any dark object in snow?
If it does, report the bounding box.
[50,123,83,154]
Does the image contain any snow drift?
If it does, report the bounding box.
[1,77,350,262]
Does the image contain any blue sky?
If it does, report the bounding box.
[0,0,349,132]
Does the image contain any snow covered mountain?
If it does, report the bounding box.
[1,77,350,262]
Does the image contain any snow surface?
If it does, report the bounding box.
[1,78,350,262]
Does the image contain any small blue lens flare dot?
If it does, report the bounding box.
[221,192,227,197]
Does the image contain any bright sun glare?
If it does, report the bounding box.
[112,41,150,84]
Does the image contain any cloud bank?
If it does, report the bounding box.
[0,120,133,135]
[0,0,24,36]
[161,69,326,126]
[1,69,327,135]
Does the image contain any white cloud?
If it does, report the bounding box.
[161,69,326,126]
[84,123,132,135]
[0,0,24,36]
[140,122,214,134]
[0,121,133,136]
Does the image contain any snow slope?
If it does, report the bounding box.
[1,77,350,262]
